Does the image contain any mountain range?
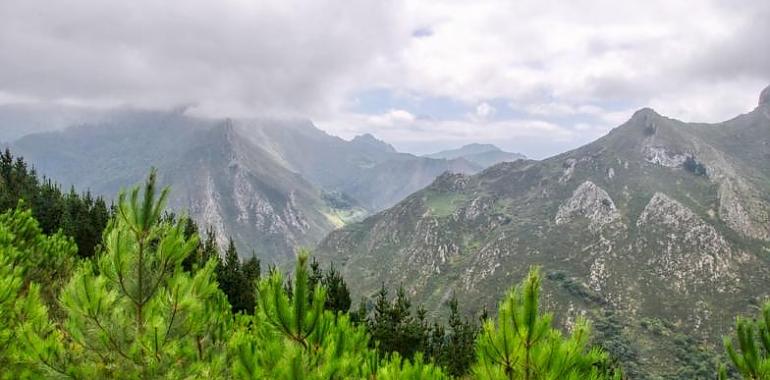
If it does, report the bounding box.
[424,143,525,167]
[7,85,770,378]
[317,86,770,378]
[10,110,484,263]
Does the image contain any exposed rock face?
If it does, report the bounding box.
[636,193,744,293]
[13,109,487,262]
[555,181,621,232]
[559,158,577,183]
[642,145,687,167]
[431,172,469,192]
[318,93,770,378]
[718,179,770,241]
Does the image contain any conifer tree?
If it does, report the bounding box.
[720,302,770,379]
[473,267,621,380]
[0,207,76,378]
[231,249,448,379]
[0,149,109,258]
[242,254,261,286]
[368,284,429,361]
[308,258,352,315]
[440,295,477,377]
[29,170,232,378]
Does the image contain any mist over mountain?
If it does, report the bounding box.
[0,103,111,142]
[317,86,770,377]
[10,110,480,263]
[4,0,770,378]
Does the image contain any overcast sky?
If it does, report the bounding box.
[1,0,768,158]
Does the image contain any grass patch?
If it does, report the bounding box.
[424,191,467,217]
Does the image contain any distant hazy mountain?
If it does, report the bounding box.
[235,120,481,210]
[349,133,398,154]
[11,110,480,262]
[0,103,109,142]
[424,143,525,168]
[317,86,770,378]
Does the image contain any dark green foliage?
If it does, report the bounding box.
[362,284,479,376]
[309,258,352,314]
[350,297,369,324]
[547,270,605,305]
[232,249,448,378]
[165,213,262,315]
[437,296,478,377]
[0,149,109,258]
[593,311,641,378]
[683,156,707,176]
[186,226,221,271]
[217,238,261,314]
[368,284,428,361]
[669,333,719,379]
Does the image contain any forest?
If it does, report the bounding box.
[0,149,767,379]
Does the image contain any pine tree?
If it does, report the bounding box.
[720,302,770,379]
[0,207,76,378]
[231,249,374,378]
[0,150,109,259]
[239,254,261,313]
[441,295,477,377]
[216,238,260,314]
[242,254,261,285]
[323,264,351,314]
[231,249,448,379]
[473,267,621,380]
[29,170,232,378]
[308,258,352,315]
[182,225,220,272]
[368,283,429,361]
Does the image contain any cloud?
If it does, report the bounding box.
[366,109,416,126]
[475,102,495,118]
[1,0,768,157]
[315,107,575,158]
[0,0,408,117]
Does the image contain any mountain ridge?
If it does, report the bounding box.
[425,143,525,168]
[317,87,770,378]
[10,110,483,262]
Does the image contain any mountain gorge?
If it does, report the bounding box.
[317,86,770,378]
[10,110,481,262]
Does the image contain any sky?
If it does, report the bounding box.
[1,0,769,158]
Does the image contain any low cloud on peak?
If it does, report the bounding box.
[1,0,768,158]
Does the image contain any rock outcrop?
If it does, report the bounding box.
[555,181,621,232]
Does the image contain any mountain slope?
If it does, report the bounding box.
[317,86,770,378]
[233,119,482,210]
[161,122,338,262]
[13,112,339,263]
[11,110,481,261]
[425,143,525,168]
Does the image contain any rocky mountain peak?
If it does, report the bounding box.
[760,85,770,106]
[350,133,397,153]
[430,171,469,192]
[629,107,661,123]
